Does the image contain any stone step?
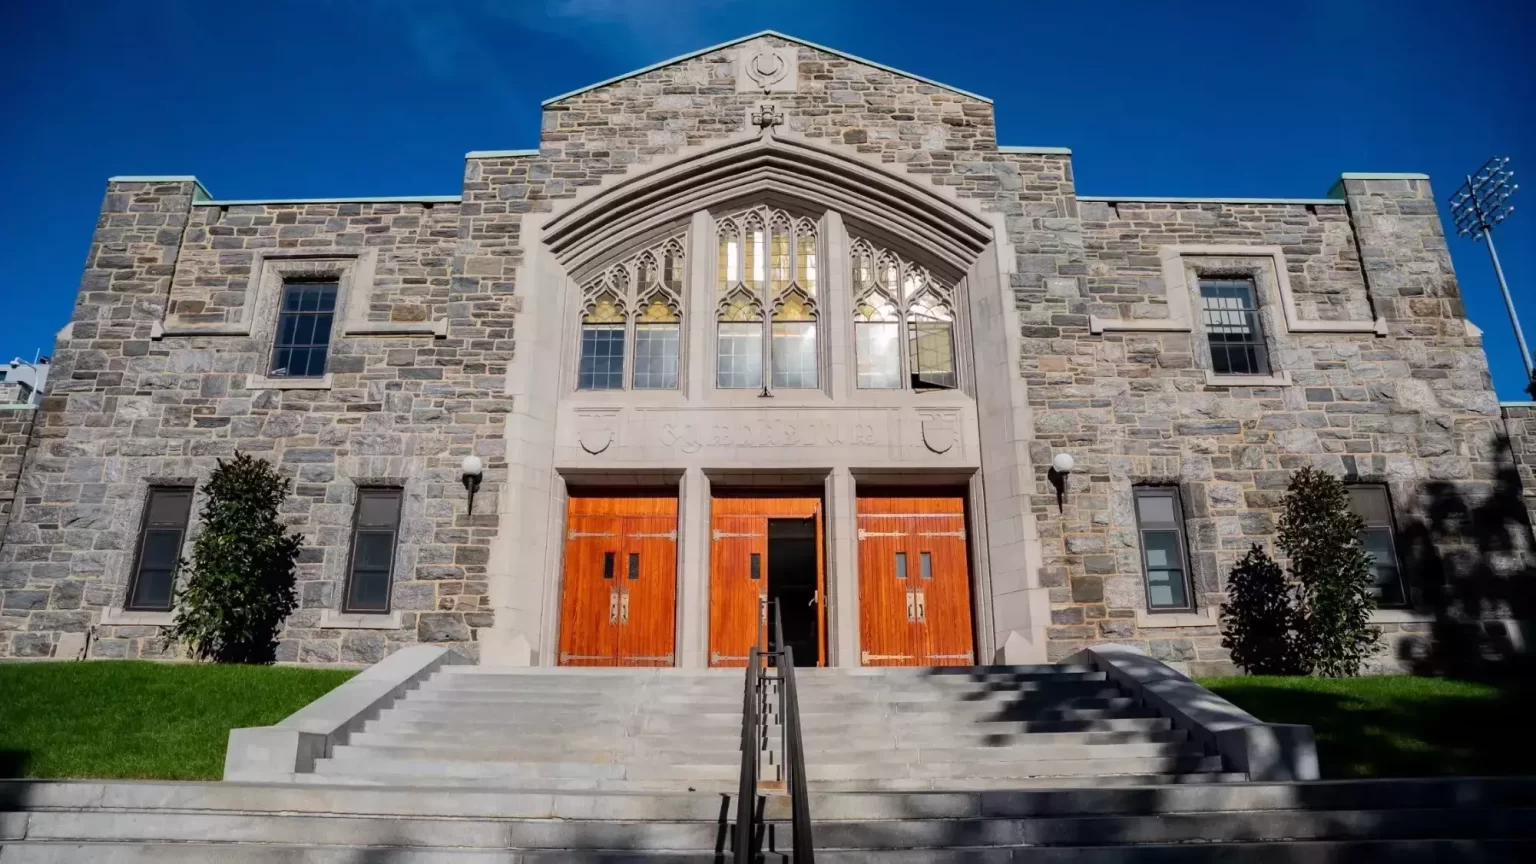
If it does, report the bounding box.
[802,774,1249,792]
[329,743,744,767]
[796,706,1160,732]
[441,666,740,678]
[376,706,746,732]
[296,773,741,793]
[312,755,747,783]
[795,693,1136,716]
[3,840,1529,863]
[797,664,1096,678]
[13,806,1533,851]
[804,754,1226,782]
[357,721,752,749]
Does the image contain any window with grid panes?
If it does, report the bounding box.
[270,281,337,378]
[576,236,685,391]
[850,238,957,390]
[716,207,819,391]
[344,488,403,613]
[1200,279,1270,376]
[1133,487,1194,611]
[126,487,194,611]
[1347,485,1406,606]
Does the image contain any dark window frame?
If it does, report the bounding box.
[1199,277,1272,377]
[270,280,338,379]
[1132,485,1197,613]
[124,486,194,612]
[342,487,404,614]
[1348,483,1408,608]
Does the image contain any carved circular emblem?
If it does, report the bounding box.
[746,51,787,88]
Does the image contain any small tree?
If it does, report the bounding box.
[170,452,302,663]
[1278,466,1379,677]
[1221,544,1310,675]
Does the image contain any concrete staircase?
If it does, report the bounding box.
[4,662,1533,860]
[794,665,1241,791]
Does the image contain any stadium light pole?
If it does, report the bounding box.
[1449,156,1528,381]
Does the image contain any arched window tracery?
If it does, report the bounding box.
[576,234,685,390]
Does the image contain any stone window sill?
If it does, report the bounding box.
[1371,608,1434,624]
[101,608,175,627]
[319,610,402,630]
[1204,370,1292,387]
[344,320,448,338]
[246,373,334,391]
[1135,608,1219,628]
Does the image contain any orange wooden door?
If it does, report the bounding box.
[709,497,823,668]
[558,497,678,667]
[709,513,767,667]
[617,508,678,666]
[857,497,975,666]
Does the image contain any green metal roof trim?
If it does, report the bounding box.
[465,149,540,159]
[997,146,1072,155]
[1499,401,1536,408]
[194,195,461,206]
[541,30,990,106]
[1078,195,1345,205]
[108,175,213,202]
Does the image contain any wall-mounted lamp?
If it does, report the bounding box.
[461,455,484,517]
[1048,452,1074,512]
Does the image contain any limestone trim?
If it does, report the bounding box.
[1205,371,1293,387]
[245,373,334,391]
[153,248,447,342]
[541,131,994,276]
[1089,245,1387,337]
[1135,608,1220,628]
[100,608,175,627]
[1371,608,1435,624]
[108,175,213,201]
[540,30,992,106]
[318,610,403,630]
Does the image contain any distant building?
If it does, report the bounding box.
[0,356,48,406]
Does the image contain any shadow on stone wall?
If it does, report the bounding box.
[1396,435,1536,679]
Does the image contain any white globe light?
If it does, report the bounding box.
[1052,453,1075,474]
[460,455,484,476]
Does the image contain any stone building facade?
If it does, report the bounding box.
[1,32,1529,672]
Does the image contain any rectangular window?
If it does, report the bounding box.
[270,281,337,378]
[1348,485,1406,606]
[1133,487,1194,611]
[632,324,680,390]
[344,488,403,613]
[771,321,818,389]
[1200,279,1270,376]
[577,324,626,390]
[895,551,907,580]
[908,321,957,389]
[126,487,194,611]
[717,323,764,389]
[856,322,902,389]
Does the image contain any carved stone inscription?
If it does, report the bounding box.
[659,418,878,455]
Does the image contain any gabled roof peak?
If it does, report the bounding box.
[542,30,990,106]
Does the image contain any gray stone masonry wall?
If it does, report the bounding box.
[0,406,36,547]
[0,182,506,662]
[3,35,1529,669]
[1033,179,1526,675]
[1501,405,1536,530]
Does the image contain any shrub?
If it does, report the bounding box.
[1221,544,1310,675]
[170,453,302,663]
[1278,466,1380,677]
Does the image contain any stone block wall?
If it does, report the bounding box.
[0,405,36,544]
[0,183,508,662]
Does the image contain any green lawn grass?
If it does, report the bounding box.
[1200,674,1535,779]
[0,661,355,781]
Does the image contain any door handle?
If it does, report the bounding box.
[915,589,926,622]
[809,590,818,607]
[620,591,630,625]
[905,590,916,622]
[759,593,768,624]
[609,590,619,624]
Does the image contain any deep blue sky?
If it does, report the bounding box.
[3,0,1532,398]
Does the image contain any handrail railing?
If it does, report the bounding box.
[734,644,760,862]
[771,600,816,863]
[734,599,816,862]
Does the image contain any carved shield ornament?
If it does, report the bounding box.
[920,411,958,455]
[747,51,787,89]
[577,410,618,455]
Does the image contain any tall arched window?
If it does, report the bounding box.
[851,238,957,390]
[716,207,819,390]
[577,234,685,390]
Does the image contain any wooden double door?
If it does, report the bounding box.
[709,497,825,667]
[557,497,678,666]
[857,496,976,666]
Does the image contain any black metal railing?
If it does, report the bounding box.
[734,599,815,862]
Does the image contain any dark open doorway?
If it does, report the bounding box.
[768,517,819,667]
